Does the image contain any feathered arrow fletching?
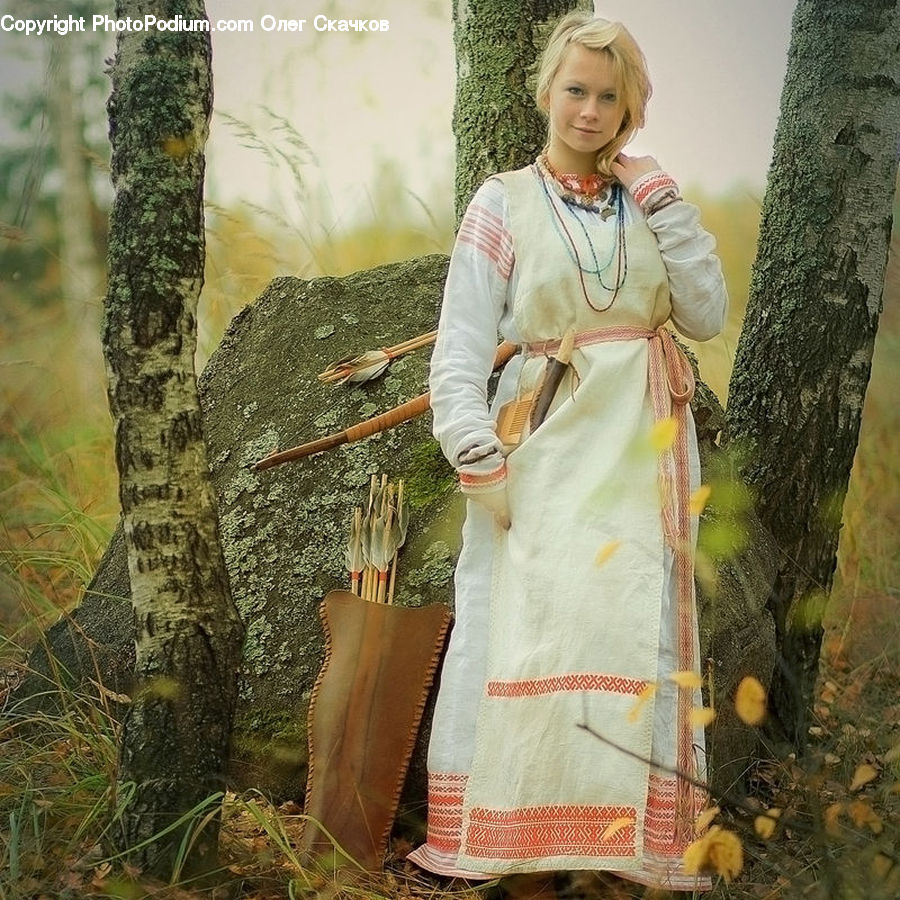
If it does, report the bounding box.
[318,330,438,385]
[320,350,391,385]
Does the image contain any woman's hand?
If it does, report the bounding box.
[467,487,511,530]
[610,153,661,191]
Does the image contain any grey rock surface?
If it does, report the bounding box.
[196,255,463,801]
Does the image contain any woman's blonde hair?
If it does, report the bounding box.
[535,11,651,179]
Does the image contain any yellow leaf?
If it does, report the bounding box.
[627,682,658,724]
[690,706,716,727]
[849,763,878,792]
[669,670,703,690]
[734,676,767,725]
[848,800,883,834]
[882,742,900,765]
[753,807,781,840]
[823,802,843,835]
[600,816,634,841]
[650,417,678,451]
[682,826,743,882]
[689,484,712,515]
[694,806,720,836]
[594,540,622,566]
[707,827,743,882]
[682,832,709,875]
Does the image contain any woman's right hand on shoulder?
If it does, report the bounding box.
[610,153,661,190]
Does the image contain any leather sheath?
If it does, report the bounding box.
[300,590,451,870]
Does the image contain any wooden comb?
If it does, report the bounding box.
[495,389,537,450]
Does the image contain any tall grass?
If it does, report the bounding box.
[0,684,121,897]
[0,295,116,645]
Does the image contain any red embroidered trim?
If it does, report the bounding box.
[644,774,708,854]
[459,461,507,492]
[465,805,638,858]
[429,772,468,788]
[458,202,514,280]
[631,173,677,208]
[556,171,605,196]
[425,772,467,854]
[486,672,648,698]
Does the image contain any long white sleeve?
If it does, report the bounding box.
[429,179,514,485]
[646,199,729,341]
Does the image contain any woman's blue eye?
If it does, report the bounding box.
[567,86,583,95]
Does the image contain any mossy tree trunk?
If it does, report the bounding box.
[103,0,244,878]
[452,0,589,219]
[723,0,900,745]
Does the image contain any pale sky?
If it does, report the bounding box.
[205,0,796,226]
[1,0,797,228]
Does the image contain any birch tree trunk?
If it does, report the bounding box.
[723,0,900,744]
[452,0,588,219]
[103,0,244,877]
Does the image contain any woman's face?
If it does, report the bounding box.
[544,44,625,174]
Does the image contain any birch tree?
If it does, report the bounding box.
[723,0,900,743]
[103,0,244,877]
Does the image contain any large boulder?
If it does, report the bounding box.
[13,254,777,812]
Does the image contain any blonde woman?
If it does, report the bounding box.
[408,11,727,893]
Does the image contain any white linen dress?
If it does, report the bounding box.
[407,162,728,892]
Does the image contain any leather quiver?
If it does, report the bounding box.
[299,590,451,870]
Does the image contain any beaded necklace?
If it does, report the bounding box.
[534,156,628,312]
